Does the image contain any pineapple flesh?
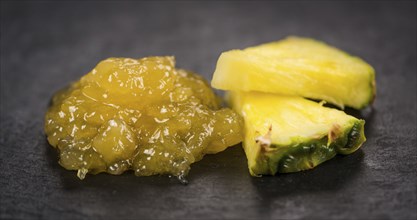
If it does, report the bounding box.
[212,37,376,109]
[229,92,366,176]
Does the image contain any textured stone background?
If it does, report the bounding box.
[1,1,416,219]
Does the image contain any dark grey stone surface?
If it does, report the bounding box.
[1,1,416,219]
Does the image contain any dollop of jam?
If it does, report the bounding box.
[44,57,243,182]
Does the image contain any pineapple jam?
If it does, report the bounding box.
[44,56,243,182]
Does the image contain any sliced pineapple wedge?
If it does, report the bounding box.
[229,92,365,176]
[212,37,376,109]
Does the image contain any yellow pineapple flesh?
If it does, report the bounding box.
[212,37,376,109]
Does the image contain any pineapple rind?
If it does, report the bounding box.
[248,120,365,176]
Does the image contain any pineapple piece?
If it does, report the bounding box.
[212,37,376,109]
[229,92,365,176]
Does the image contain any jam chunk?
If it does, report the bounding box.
[45,57,243,181]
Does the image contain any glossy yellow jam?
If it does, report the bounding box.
[44,57,243,182]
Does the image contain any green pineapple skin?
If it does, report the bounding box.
[248,120,365,176]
